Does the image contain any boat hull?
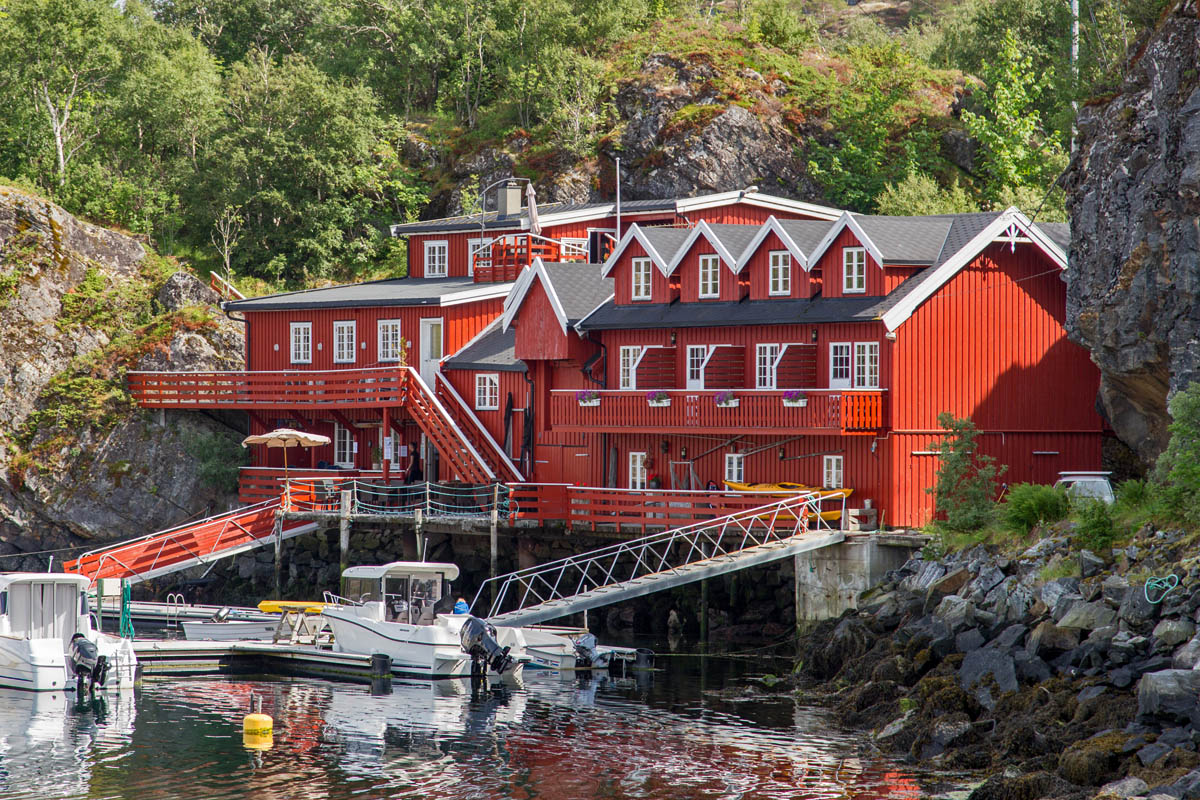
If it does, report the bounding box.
[181,621,279,642]
[322,608,470,679]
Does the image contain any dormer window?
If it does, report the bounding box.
[699,254,720,299]
[843,247,866,294]
[769,251,791,296]
[631,257,652,301]
[425,240,448,277]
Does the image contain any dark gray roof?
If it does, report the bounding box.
[637,227,693,261]
[539,262,613,323]
[578,295,885,330]
[853,215,953,265]
[930,212,1001,267]
[1035,222,1070,251]
[443,323,525,372]
[391,198,677,236]
[777,219,837,256]
[704,223,760,259]
[224,276,505,311]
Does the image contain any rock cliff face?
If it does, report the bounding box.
[1064,0,1200,465]
[0,186,245,569]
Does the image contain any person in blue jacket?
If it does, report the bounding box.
[453,598,470,614]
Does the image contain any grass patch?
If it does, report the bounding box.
[1038,555,1081,581]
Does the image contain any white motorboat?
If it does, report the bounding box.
[0,573,137,692]
[180,619,279,641]
[322,562,519,680]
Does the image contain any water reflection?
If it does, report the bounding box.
[0,658,930,800]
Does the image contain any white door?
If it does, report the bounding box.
[419,318,443,388]
[686,346,708,390]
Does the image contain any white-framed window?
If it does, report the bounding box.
[698,254,720,299]
[686,345,708,390]
[843,247,866,294]
[475,373,500,410]
[290,322,312,364]
[619,346,640,390]
[854,342,880,389]
[756,343,780,389]
[631,257,652,302]
[378,319,402,362]
[380,429,403,464]
[334,423,355,468]
[467,237,489,277]
[424,240,448,278]
[829,342,852,389]
[724,453,744,483]
[562,237,588,260]
[629,451,647,490]
[769,251,791,296]
[823,455,844,489]
[333,320,356,364]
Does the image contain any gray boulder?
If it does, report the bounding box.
[1103,575,1131,607]
[1058,601,1117,631]
[960,649,1018,695]
[1138,669,1200,726]
[1155,619,1196,648]
[1178,636,1200,669]
[1079,549,1106,578]
[1121,581,1162,627]
[934,595,975,632]
[1095,776,1149,798]
[1028,619,1081,657]
[1041,577,1081,610]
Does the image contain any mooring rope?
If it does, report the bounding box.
[1145,574,1180,604]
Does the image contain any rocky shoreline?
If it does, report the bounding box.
[793,526,1200,800]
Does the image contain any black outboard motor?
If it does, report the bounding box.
[459,616,514,678]
[68,633,108,695]
[573,633,600,670]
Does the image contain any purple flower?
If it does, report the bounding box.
[576,390,599,403]
[714,390,736,405]
[645,390,668,402]
[782,390,808,402]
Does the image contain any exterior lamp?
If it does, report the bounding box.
[680,445,687,459]
[778,446,785,460]
[660,439,670,454]
[811,328,818,342]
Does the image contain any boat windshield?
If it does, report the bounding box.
[378,573,446,625]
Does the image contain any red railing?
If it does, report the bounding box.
[549,389,886,435]
[472,234,587,283]
[128,367,406,409]
[507,484,847,533]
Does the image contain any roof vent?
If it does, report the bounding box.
[498,180,522,218]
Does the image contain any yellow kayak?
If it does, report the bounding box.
[723,481,852,521]
[257,600,330,614]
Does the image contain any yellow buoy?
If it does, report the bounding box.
[242,693,274,751]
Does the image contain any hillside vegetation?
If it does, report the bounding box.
[0,0,1171,289]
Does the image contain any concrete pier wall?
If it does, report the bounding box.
[794,538,917,623]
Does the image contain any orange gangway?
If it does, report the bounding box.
[63,499,317,585]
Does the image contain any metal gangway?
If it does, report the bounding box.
[472,491,846,627]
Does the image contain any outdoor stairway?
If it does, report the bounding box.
[434,373,523,482]
[63,499,317,585]
[474,492,846,627]
[402,368,495,484]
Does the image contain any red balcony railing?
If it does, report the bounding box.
[128,367,406,409]
[472,234,588,283]
[549,389,886,435]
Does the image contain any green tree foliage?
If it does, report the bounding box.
[874,173,978,216]
[1154,381,1200,527]
[928,412,1007,531]
[185,430,250,494]
[1001,482,1069,533]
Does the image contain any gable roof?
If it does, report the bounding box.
[442,320,525,372]
[601,225,692,278]
[806,212,955,268]
[500,258,612,335]
[733,216,838,272]
[222,276,511,312]
[390,189,840,237]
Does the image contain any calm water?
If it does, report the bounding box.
[0,655,933,800]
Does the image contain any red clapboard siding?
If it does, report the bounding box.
[813,228,885,299]
[744,230,809,300]
[611,239,676,305]
[675,242,742,303]
[442,367,529,463]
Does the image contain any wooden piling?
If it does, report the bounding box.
[339,489,352,595]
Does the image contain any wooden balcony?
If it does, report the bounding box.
[472,234,587,283]
[128,367,406,409]
[550,389,887,435]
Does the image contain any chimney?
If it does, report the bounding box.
[497,180,522,217]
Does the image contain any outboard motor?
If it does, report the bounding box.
[573,633,600,670]
[68,633,108,695]
[459,616,514,678]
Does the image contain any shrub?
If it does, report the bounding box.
[1001,482,1069,533]
[185,431,248,494]
[1074,499,1119,551]
[1154,381,1200,526]
[927,412,1006,531]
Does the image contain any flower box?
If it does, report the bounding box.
[576,390,600,407]
[578,398,600,407]
[645,390,671,407]
[647,398,671,407]
[782,398,808,408]
[716,399,740,408]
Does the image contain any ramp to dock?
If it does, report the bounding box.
[475,492,845,627]
[64,499,317,585]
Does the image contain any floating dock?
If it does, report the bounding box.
[133,640,396,684]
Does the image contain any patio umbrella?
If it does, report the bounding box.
[242,428,332,504]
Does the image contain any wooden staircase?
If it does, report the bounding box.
[401,368,495,484]
[434,373,523,482]
[64,500,317,585]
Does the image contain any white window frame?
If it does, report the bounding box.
[378,319,402,362]
[475,373,500,411]
[686,345,708,390]
[290,322,312,364]
[334,424,355,468]
[756,343,780,389]
[561,237,588,260]
[769,250,791,296]
[467,237,489,277]
[424,240,449,278]
[830,342,852,389]
[843,247,866,294]
[854,342,880,389]
[823,455,844,489]
[380,428,403,464]
[619,346,642,390]
[724,453,744,483]
[631,257,652,302]
[698,254,721,299]
[332,320,356,364]
[629,451,647,490]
